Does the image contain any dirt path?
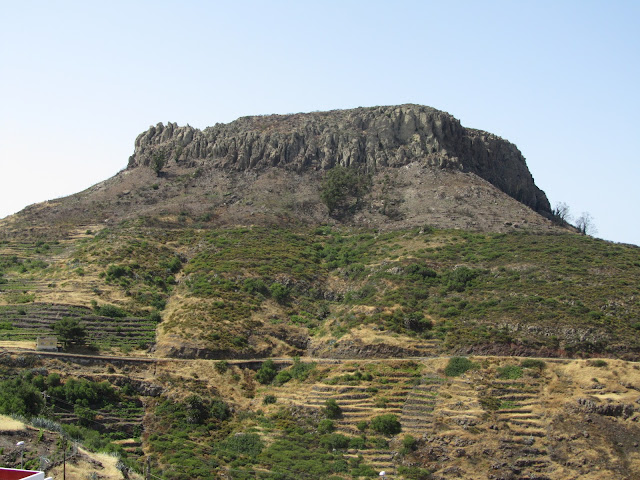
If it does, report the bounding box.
[0,343,572,369]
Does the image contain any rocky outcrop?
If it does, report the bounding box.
[128,105,551,215]
[577,397,636,418]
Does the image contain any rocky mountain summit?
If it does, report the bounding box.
[130,104,551,216]
[1,104,561,240]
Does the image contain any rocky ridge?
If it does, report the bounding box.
[129,104,551,216]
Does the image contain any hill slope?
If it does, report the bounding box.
[1,105,639,480]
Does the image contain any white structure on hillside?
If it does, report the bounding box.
[35,336,58,352]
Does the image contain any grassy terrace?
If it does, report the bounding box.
[1,352,639,479]
[0,304,156,350]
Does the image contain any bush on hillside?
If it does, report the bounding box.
[52,317,87,350]
[256,359,278,384]
[444,357,475,377]
[324,399,342,419]
[370,414,401,435]
[320,166,370,217]
[520,359,546,370]
[497,365,523,380]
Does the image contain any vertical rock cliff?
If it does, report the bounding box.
[128,105,551,215]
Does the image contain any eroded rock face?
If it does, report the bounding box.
[129,105,551,215]
[577,397,636,418]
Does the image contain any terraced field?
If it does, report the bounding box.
[0,303,156,350]
[249,356,640,479]
[400,376,442,437]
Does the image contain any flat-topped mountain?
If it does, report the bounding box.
[2,105,557,240]
[130,104,550,214]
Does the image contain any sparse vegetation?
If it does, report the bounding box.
[2,223,631,357]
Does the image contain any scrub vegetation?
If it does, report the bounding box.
[1,225,639,358]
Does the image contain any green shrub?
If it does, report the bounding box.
[348,436,365,449]
[215,361,229,374]
[590,359,608,368]
[398,465,433,480]
[444,266,482,292]
[243,278,269,295]
[256,360,278,384]
[370,414,401,435]
[520,359,546,370]
[165,256,182,274]
[497,365,523,380]
[96,304,127,318]
[500,400,517,409]
[369,436,389,448]
[444,357,475,377]
[151,152,166,176]
[356,420,368,432]
[317,419,335,434]
[404,312,433,332]
[46,373,61,387]
[210,398,231,421]
[218,433,263,458]
[320,166,370,216]
[74,405,95,427]
[269,283,290,304]
[289,358,316,381]
[402,434,417,452]
[105,264,133,281]
[0,378,44,416]
[263,395,277,405]
[48,377,118,407]
[324,399,342,419]
[319,433,349,450]
[479,395,500,411]
[274,370,292,385]
[374,397,388,408]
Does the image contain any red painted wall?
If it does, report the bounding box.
[0,468,41,480]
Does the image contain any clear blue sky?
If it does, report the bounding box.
[1,1,638,245]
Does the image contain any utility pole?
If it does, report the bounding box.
[145,457,151,480]
[62,436,66,480]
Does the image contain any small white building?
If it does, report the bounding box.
[35,336,58,352]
